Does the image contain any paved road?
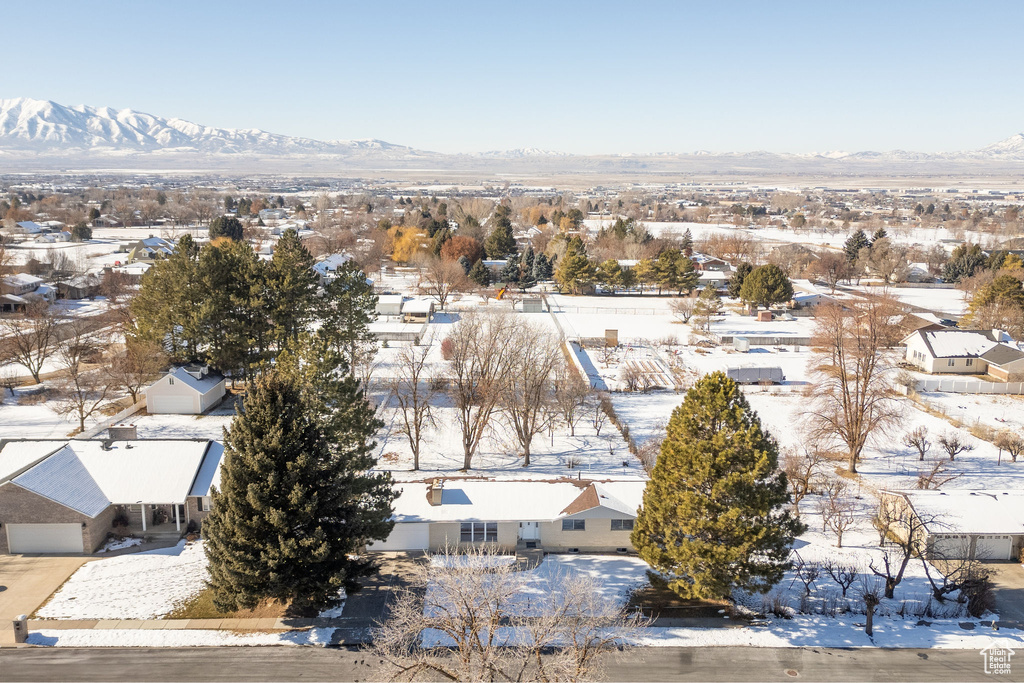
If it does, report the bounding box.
[0,646,1007,682]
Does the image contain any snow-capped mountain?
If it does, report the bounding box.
[2,97,1024,174]
[0,97,425,157]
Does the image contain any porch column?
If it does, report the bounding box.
[140,504,146,532]
[174,504,180,531]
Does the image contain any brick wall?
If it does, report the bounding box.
[0,482,113,554]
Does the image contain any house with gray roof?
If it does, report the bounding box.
[0,439,223,554]
[903,329,1024,380]
[145,365,227,414]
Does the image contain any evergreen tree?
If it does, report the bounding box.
[468,259,491,287]
[209,216,244,241]
[843,229,871,264]
[596,259,623,294]
[456,254,472,275]
[680,228,694,256]
[554,248,597,295]
[520,245,535,276]
[204,367,394,612]
[70,222,92,242]
[318,262,378,377]
[655,249,682,295]
[266,228,318,348]
[631,372,803,600]
[692,285,722,332]
[727,262,753,298]
[739,264,794,309]
[499,259,520,286]
[532,252,553,281]
[633,258,657,294]
[942,243,987,283]
[484,221,516,259]
[872,227,888,242]
[675,256,700,295]
[130,234,202,360]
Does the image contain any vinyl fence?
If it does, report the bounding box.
[913,378,1024,395]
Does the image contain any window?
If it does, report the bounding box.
[169,378,174,385]
[460,522,498,542]
[948,359,955,367]
[562,519,586,531]
[611,519,634,531]
[201,496,211,512]
[966,358,974,367]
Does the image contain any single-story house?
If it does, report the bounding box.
[123,237,174,262]
[0,293,28,314]
[145,365,227,414]
[0,439,223,554]
[402,298,435,323]
[13,221,43,235]
[726,366,785,384]
[881,490,1024,561]
[369,320,427,344]
[691,253,731,271]
[376,294,404,317]
[698,271,730,289]
[903,329,1024,380]
[0,273,45,297]
[367,479,645,553]
[57,273,102,300]
[312,253,351,285]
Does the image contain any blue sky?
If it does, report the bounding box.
[8,1,1023,154]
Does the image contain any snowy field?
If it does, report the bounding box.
[0,384,106,438]
[848,285,967,316]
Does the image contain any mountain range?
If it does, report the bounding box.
[3,97,1024,176]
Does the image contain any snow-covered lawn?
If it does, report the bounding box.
[132,402,237,440]
[37,541,208,620]
[848,285,967,316]
[0,384,106,438]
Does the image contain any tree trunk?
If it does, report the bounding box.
[523,443,531,467]
[865,603,876,636]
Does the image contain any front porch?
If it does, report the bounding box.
[116,503,192,541]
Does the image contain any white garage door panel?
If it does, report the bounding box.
[976,535,1013,560]
[150,395,195,414]
[931,535,970,560]
[367,523,429,551]
[7,523,84,554]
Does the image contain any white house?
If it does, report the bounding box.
[312,253,351,284]
[145,366,227,415]
[367,479,645,553]
[903,329,1024,380]
[881,490,1024,560]
[376,294,404,317]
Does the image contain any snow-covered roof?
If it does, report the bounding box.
[155,366,225,395]
[377,294,404,306]
[2,273,44,288]
[401,299,434,313]
[312,253,351,276]
[0,440,220,514]
[893,490,1024,535]
[908,329,1003,359]
[0,440,64,481]
[388,480,646,523]
[188,441,223,497]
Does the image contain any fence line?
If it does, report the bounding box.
[913,378,1024,395]
[77,396,148,440]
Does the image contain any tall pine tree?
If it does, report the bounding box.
[318,262,378,377]
[843,229,871,264]
[632,372,803,599]
[204,364,394,612]
[266,228,318,348]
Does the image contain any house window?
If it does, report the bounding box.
[459,522,498,542]
[169,378,175,385]
[966,358,974,367]
[610,519,634,531]
[562,519,586,531]
[947,359,955,367]
[201,496,211,512]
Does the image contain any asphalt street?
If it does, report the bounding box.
[0,646,1012,682]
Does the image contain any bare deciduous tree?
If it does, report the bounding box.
[445,311,518,470]
[782,445,826,515]
[502,324,562,466]
[995,430,1024,463]
[817,478,856,548]
[902,425,931,461]
[106,339,167,404]
[370,545,642,682]
[554,364,589,437]
[821,557,859,597]
[668,297,695,323]
[869,494,947,599]
[0,301,60,383]
[420,258,468,311]
[389,338,439,471]
[937,431,974,461]
[805,298,904,473]
[50,320,112,433]
[916,457,963,490]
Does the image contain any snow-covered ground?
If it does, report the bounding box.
[847,285,967,316]
[37,541,208,620]
[0,384,106,438]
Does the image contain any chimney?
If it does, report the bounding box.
[108,423,137,440]
[429,479,444,506]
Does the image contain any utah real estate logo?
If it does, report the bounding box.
[981,644,1014,675]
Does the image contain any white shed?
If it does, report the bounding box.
[376,294,404,316]
[145,366,227,415]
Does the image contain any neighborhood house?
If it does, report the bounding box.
[145,365,227,414]
[367,479,645,553]
[903,329,1024,381]
[0,439,223,554]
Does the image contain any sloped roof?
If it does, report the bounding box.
[560,483,637,517]
[12,445,109,517]
[0,440,65,481]
[893,490,1024,535]
[154,366,225,394]
[980,344,1024,367]
[909,329,1003,359]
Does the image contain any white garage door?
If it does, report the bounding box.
[150,395,195,414]
[367,523,429,551]
[930,534,971,560]
[7,523,84,554]
[976,535,1013,560]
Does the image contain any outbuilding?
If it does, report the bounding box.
[145,365,227,415]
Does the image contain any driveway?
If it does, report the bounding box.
[0,555,90,645]
[982,561,1024,626]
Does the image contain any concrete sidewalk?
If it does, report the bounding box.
[27,617,359,631]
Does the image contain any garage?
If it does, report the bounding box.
[367,522,429,551]
[6,523,84,554]
[976,535,1014,560]
[148,395,195,414]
